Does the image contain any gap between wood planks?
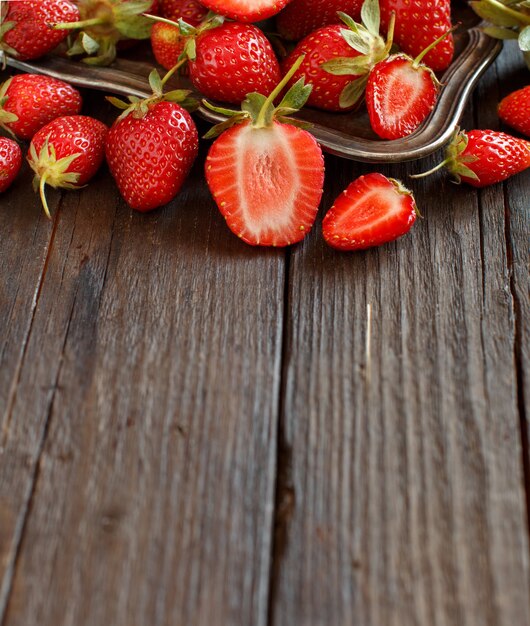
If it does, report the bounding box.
[503,182,530,541]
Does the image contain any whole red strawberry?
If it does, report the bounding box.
[159,0,208,23]
[0,137,22,193]
[276,0,363,41]
[205,57,325,247]
[282,7,394,112]
[412,129,530,187]
[28,115,108,218]
[380,0,454,72]
[185,21,281,104]
[105,70,198,211]
[0,74,82,141]
[0,0,80,61]
[498,86,530,138]
[323,173,418,251]
[199,0,292,22]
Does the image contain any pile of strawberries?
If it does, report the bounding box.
[0,0,529,250]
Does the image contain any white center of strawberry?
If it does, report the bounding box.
[235,125,299,237]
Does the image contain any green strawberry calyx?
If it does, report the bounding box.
[411,129,480,183]
[202,55,312,139]
[54,0,155,66]
[321,0,396,108]
[106,69,197,121]
[0,78,19,137]
[28,136,84,219]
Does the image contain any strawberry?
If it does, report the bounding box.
[54,0,155,66]
[159,0,208,23]
[180,19,281,104]
[198,0,292,22]
[380,0,454,72]
[412,129,530,187]
[498,86,530,138]
[0,137,22,193]
[204,57,325,247]
[105,70,198,212]
[151,21,187,70]
[322,173,418,251]
[0,74,82,141]
[276,0,364,41]
[27,115,108,218]
[0,0,80,61]
[365,29,453,140]
[281,1,395,112]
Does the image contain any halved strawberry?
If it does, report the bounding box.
[204,57,325,247]
[323,173,418,250]
[199,0,292,22]
[365,29,453,140]
[281,2,395,112]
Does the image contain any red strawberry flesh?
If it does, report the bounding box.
[366,54,439,140]
[206,121,324,247]
[323,173,417,250]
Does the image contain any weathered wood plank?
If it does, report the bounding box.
[271,45,530,626]
[0,102,284,625]
[494,42,530,490]
[0,157,60,608]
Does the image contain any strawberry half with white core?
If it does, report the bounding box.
[366,28,454,140]
[323,173,418,251]
[282,0,396,112]
[204,56,325,247]
[199,0,293,22]
[27,115,108,218]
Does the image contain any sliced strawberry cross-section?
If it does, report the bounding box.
[323,173,418,250]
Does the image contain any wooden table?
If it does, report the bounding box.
[1,41,529,626]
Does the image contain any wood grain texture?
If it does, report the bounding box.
[0,157,60,611]
[0,100,284,625]
[271,45,530,626]
[494,43,530,477]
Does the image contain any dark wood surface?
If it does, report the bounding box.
[0,42,529,626]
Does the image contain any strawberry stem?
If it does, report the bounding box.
[39,174,52,220]
[384,11,396,55]
[410,159,451,179]
[161,58,187,87]
[413,25,457,68]
[254,54,305,129]
[53,17,105,31]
